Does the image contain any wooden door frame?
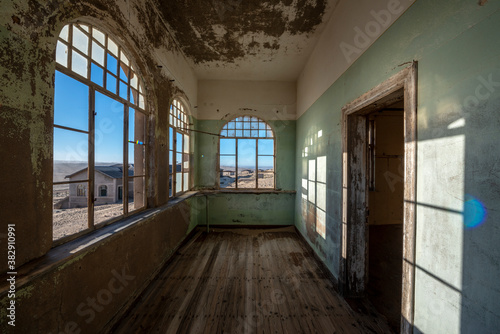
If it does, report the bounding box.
[340,62,417,334]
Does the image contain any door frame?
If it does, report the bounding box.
[340,62,417,333]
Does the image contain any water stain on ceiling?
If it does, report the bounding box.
[158,0,329,64]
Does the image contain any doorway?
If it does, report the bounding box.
[367,103,404,332]
[341,63,417,334]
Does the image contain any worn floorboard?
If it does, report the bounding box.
[109,227,393,334]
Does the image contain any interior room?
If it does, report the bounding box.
[1,0,499,333]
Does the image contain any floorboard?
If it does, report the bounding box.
[109,227,394,334]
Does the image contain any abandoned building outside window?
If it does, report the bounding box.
[219,116,275,189]
[169,99,190,197]
[53,22,148,242]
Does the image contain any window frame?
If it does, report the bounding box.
[168,98,191,198]
[52,22,149,244]
[218,116,276,190]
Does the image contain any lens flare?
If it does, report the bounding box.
[464,195,487,229]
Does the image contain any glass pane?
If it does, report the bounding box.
[139,94,145,109]
[244,130,251,137]
[258,156,274,171]
[176,173,182,193]
[235,130,243,137]
[258,172,274,189]
[56,41,68,67]
[120,51,129,66]
[71,51,88,78]
[169,127,174,150]
[94,178,123,226]
[220,139,236,155]
[92,27,105,45]
[176,153,182,173]
[94,92,123,165]
[54,71,88,131]
[183,172,188,191]
[251,130,258,137]
[244,122,251,130]
[169,175,172,197]
[130,72,138,89]
[183,153,189,172]
[91,42,104,66]
[184,134,189,153]
[251,122,258,130]
[90,63,103,87]
[108,37,118,56]
[120,64,129,81]
[106,73,117,94]
[237,139,256,188]
[107,53,118,75]
[220,156,236,189]
[129,143,145,175]
[176,132,183,153]
[129,176,145,212]
[169,151,173,175]
[72,26,88,55]
[130,108,146,142]
[130,88,137,104]
[78,24,89,32]
[53,128,88,181]
[59,25,69,41]
[258,139,274,155]
[119,81,128,100]
[53,183,88,241]
[228,121,235,129]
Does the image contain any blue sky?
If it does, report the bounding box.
[54,70,136,164]
[220,138,274,169]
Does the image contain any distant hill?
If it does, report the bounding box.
[53,161,87,183]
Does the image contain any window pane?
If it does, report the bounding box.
[72,26,88,55]
[120,64,129,81]
[60,25,69,41]
[258,156,274,171]
[220,138,236,155]
[106,73,117,94]
[71,50,88,78]
[237,139,256,188]
[169,127,174,150]
[94,92,123,165]
[91,41,104,66]
[130,108,146,142]
[90,63,103,87]
[258,139,274,155]
[130,72,138,89]
[53,128,88,181]
[184,134,189,153]
[129,176,145,211]
[95,178,123,226]
[176,153,182,173]
[183,172,188,191]
[120,51,130,66]
[119,81,128,100]
[169,151,173,174]
[220,156,236,189]
[107,53,118,75]
[169,175,172,197]
[129,143,145,175]
[92,27,105,45]
[176,132,183,153]
[56,41,68,67]
[183,153,189,172]
[176,172,182,193]
[108,37,118,56]
[258,172,274,189]
[54,71,88,131]
[53,182,88,241]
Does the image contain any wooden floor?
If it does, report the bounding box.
[110,227,393,334]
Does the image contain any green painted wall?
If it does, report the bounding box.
[194,118,296,225]
[295,0,500,333]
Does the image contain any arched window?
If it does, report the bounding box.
[53,22,147,242]
[169,99,190,197]
[219,116,275,189]
[99,185,107,197]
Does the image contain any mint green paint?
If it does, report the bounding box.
[295,1,500,332]
[193,118,296,225]
[206,193,295,226]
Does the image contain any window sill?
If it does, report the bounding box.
[0,191,200,296]
[200,189,296,195]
